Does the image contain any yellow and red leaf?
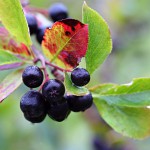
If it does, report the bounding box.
[42,19,88,70]
[0,27,32,58]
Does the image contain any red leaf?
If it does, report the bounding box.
[0,27,32,58]
[42,19,88,70]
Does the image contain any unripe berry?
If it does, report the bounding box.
[71,68,90,86]
[47,98,70,122]
[26,14,38,35]
[22,65,43,88]
[42,79,65,102]
[20,90,46,123]
[65,93,93,112]
[48,3,68,22]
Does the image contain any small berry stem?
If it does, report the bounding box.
[32,46,49,81]
[33,58,40,64]
[32,46,70,85]
[38,56,49,81]
[50,67,64,82]
[32,47,49,92]
[45,61,72,73]
[38,79,46,92]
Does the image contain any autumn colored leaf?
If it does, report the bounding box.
[0,27,32,58]
[42,19,88,70]
[0,69,23,102]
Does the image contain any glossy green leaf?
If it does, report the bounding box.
[92,78,150,138]
[64,73,89,96]
[94,100,150,139]
[91,78,150,107]
[89,83,116,94]
[0,50,21,65]
[0,0,32,47]
[0,69,23,102]
[82,2,112,74]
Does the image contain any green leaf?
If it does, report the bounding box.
[0,50,21,65]
[82,2,112,74]
[0,0,32,47]
[89,83,116,94]
[64,73,89,96]
[94,100,150,139]
[0,69,23,102]
[92,78,150,138]
[91,78,150,107]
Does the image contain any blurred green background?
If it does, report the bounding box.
[0,0,150,150]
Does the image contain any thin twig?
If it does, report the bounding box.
[45,61,71,73]
[32,46,49,81]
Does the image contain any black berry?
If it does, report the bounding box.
[42,79,65,102]
[71,68,90,86]
[65,93,93,112]
[47,98,70,122]
[26,13,38,35]
[36,25,52,44]
[20,90,46,123]
[48,3,68,22]
[22,65,43,88]
[24,113,46,123]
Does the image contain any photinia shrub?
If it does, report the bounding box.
[0,0,150,139]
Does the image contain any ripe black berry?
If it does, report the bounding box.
[42,79,65,102]
[24,112,46,123]
[26,14,38,35]
[48,3,68,22]
[65,93,93,112]
[36,25,51,44]
[20,90,46,123]
[22,65,43,88]
[71,68,90,86]
[47,98,70,122]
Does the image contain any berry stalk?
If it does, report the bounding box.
[32,46,49,81]
[45,61,71,73]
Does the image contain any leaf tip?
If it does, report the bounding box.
[83,1,88,8]
[83,1,87,5]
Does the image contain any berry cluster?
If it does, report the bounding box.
[25,2,69,44]
[20,66,93,123]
